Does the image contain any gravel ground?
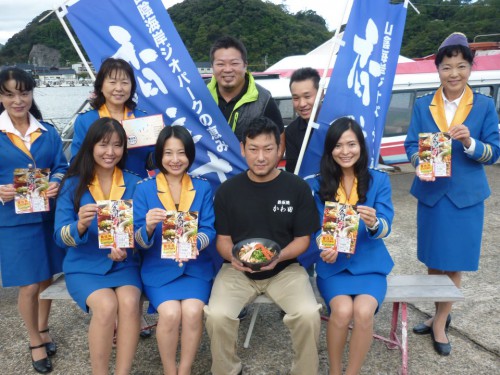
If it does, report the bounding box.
[1,164,499,375]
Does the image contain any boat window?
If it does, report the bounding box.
[383,91,415,137]
[275,98,296,126]
[472,86,493,96]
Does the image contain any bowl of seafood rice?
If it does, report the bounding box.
[232,238,281,271]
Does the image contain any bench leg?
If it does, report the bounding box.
[243,304,261,349]
[387,302,400,349]
[401,302,408,375]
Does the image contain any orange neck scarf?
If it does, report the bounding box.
[429,85,473,132]
[88,167,126,201]
[336,178,359,205]
[97,105,135,121]
[156,173,195,212]
[4,130,42,159]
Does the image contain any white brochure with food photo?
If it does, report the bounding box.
[122,114,164,149]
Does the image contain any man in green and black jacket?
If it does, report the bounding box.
[207,36,285,159]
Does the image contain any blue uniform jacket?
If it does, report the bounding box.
[308,169,394,278]
[404,91,500,208]
[0,122,68,227]
[133,175,216,288]
[54,171,141,275]
[71,109,154,178]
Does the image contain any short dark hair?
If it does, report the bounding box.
[91,58,137,110]
[0,67,43,120]
[155,125,196,175]
[435,45,474,67]
[59,117,127,211]
[242,117,280,147]
[289,67,320,91]
[210,36,248,64]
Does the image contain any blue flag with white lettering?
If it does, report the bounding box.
[63,0,246,189]
[299,0,408,177]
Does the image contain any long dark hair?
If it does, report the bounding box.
[0,67,43,120]
[59,117,127,211]
[319,117,370,204]
[155,125,195,175]
[90,58,137,110]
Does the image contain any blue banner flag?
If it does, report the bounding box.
[299,0,408,177]
[63,0,246,189]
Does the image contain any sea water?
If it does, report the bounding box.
[34,86,92,130]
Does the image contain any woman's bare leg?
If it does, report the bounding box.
[86,289,119,375]
[345,295,378,375]
[156,300,182,375]
[327,295,353,375]
[38,278,54,345]
[178,299,205,375]
[433,270,461,343]
[18,283,46,361]
[114,286,141,375]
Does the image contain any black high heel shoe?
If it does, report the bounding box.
[29,343,53,373]
[413,314,451,335]
[39,328,57,356]
[430,324,452,356]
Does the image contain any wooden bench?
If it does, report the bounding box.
[243,275,464,375]
[41,274,464,375]
[40,273,71,300]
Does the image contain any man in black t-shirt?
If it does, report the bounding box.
[204,117,321,375]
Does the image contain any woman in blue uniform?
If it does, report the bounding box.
[55,118,142,374]
[308,117,394,375]
[134,125,216,375]
[404,33,500,356]
[0,68,67,373]
[71,57,154,335]
[71,57,154,178]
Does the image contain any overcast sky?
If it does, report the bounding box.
[0,0,352,45]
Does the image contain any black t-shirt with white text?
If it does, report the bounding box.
[214,170,319,280]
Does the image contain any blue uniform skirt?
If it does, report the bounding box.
[65,263,142,312]
[0,221,64,287]
[317,270,387,314]
[144,275,212,310]
[417,196,484,271]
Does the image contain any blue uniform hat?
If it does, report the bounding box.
[438,32,469,51]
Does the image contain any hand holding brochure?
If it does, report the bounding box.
[319,201,360,254]
[96,200,134,249]
[14,168,50,214]
[161,211,198,260]
[122,114,164,149]
[418,132,452,178]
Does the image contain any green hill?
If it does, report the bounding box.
[0,0,498,67]
[169,0,332,70]
[0,0,332,69]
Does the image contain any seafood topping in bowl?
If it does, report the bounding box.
[239,242,276,264]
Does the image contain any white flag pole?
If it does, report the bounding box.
[293,0,352,175]
[53,1,96,81]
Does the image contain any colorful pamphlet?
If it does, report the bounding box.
[96,200,134,249]
[122,114,164,149]
[161,211,198,259]
[14,168,50,214]
[418,132,452,178]
[319,201,360,254]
